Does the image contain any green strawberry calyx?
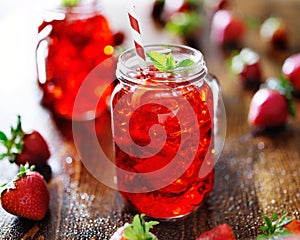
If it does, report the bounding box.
[62,0,81,7]
[257,212,294,239]
[0,163,35,197]
[146,51,195,73]
[261,76,295,117]
[0,115,25,164]
[124,214,159,240]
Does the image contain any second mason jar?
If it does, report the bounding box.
[111,44,219,219]
[36,0,114,120]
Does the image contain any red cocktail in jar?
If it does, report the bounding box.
[36,1,113,120]
[111,45,218,219]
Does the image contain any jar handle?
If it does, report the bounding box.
[205,73,226,167]
[35,25,51,86]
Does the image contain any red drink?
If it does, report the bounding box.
[112,45,217,219]
[36,3,113,119]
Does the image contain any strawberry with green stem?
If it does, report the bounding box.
[282,53,300,94]
[210,9,246,50]
[228,48,263,90]
[110,214,159,240]
[0,163,50,221]
[257,212,300,239]
[260,17,289,51]
[0,115,50,166]
[248,76,295,129]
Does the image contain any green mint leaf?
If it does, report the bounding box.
[166,53,176,70]
[175,59,195,69]
[133,214,144,236]
[146,51,168,72]
[124,214,159,240]
[62,0,80,7]
[146,51,195,73]
[124,227,138,240]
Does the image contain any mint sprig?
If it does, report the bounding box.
[146,51,195,72]
[262,76,295,117]
[124,214,159,240]
[0,115,24,163]
[257,212,293,239]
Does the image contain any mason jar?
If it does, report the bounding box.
[111,44,224,219]
[36,0,114,120]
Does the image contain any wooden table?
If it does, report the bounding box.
[1,1,300,239]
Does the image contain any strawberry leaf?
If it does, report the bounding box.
[0,153,7,160]
[272,212,278,222]
[0,115,25,164]
[17,163,35,178]
[124,214,159,240]
[277,212,294,228]
[62,0,80,7]
[0,131,8,142]
[258,212,294,239]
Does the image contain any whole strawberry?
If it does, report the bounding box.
[248,77,295,129]
[0,164,50,220]
[282,53,300,94]
[229,48,262,89]
[0,115,50,166]
[258,212,300,239]
[210,9,246,49]
[260,17,288,51]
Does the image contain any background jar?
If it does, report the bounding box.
[36,0,114,120]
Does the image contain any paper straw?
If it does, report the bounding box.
[128,5,148,69]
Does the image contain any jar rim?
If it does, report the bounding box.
[43,0,102,15]
[117,44,207,85]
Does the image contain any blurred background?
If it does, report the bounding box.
[1,0,300,123]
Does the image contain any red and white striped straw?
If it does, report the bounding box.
[128,5,148,69]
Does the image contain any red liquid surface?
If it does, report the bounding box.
[112,74,214,218]
[37,10,113,119]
